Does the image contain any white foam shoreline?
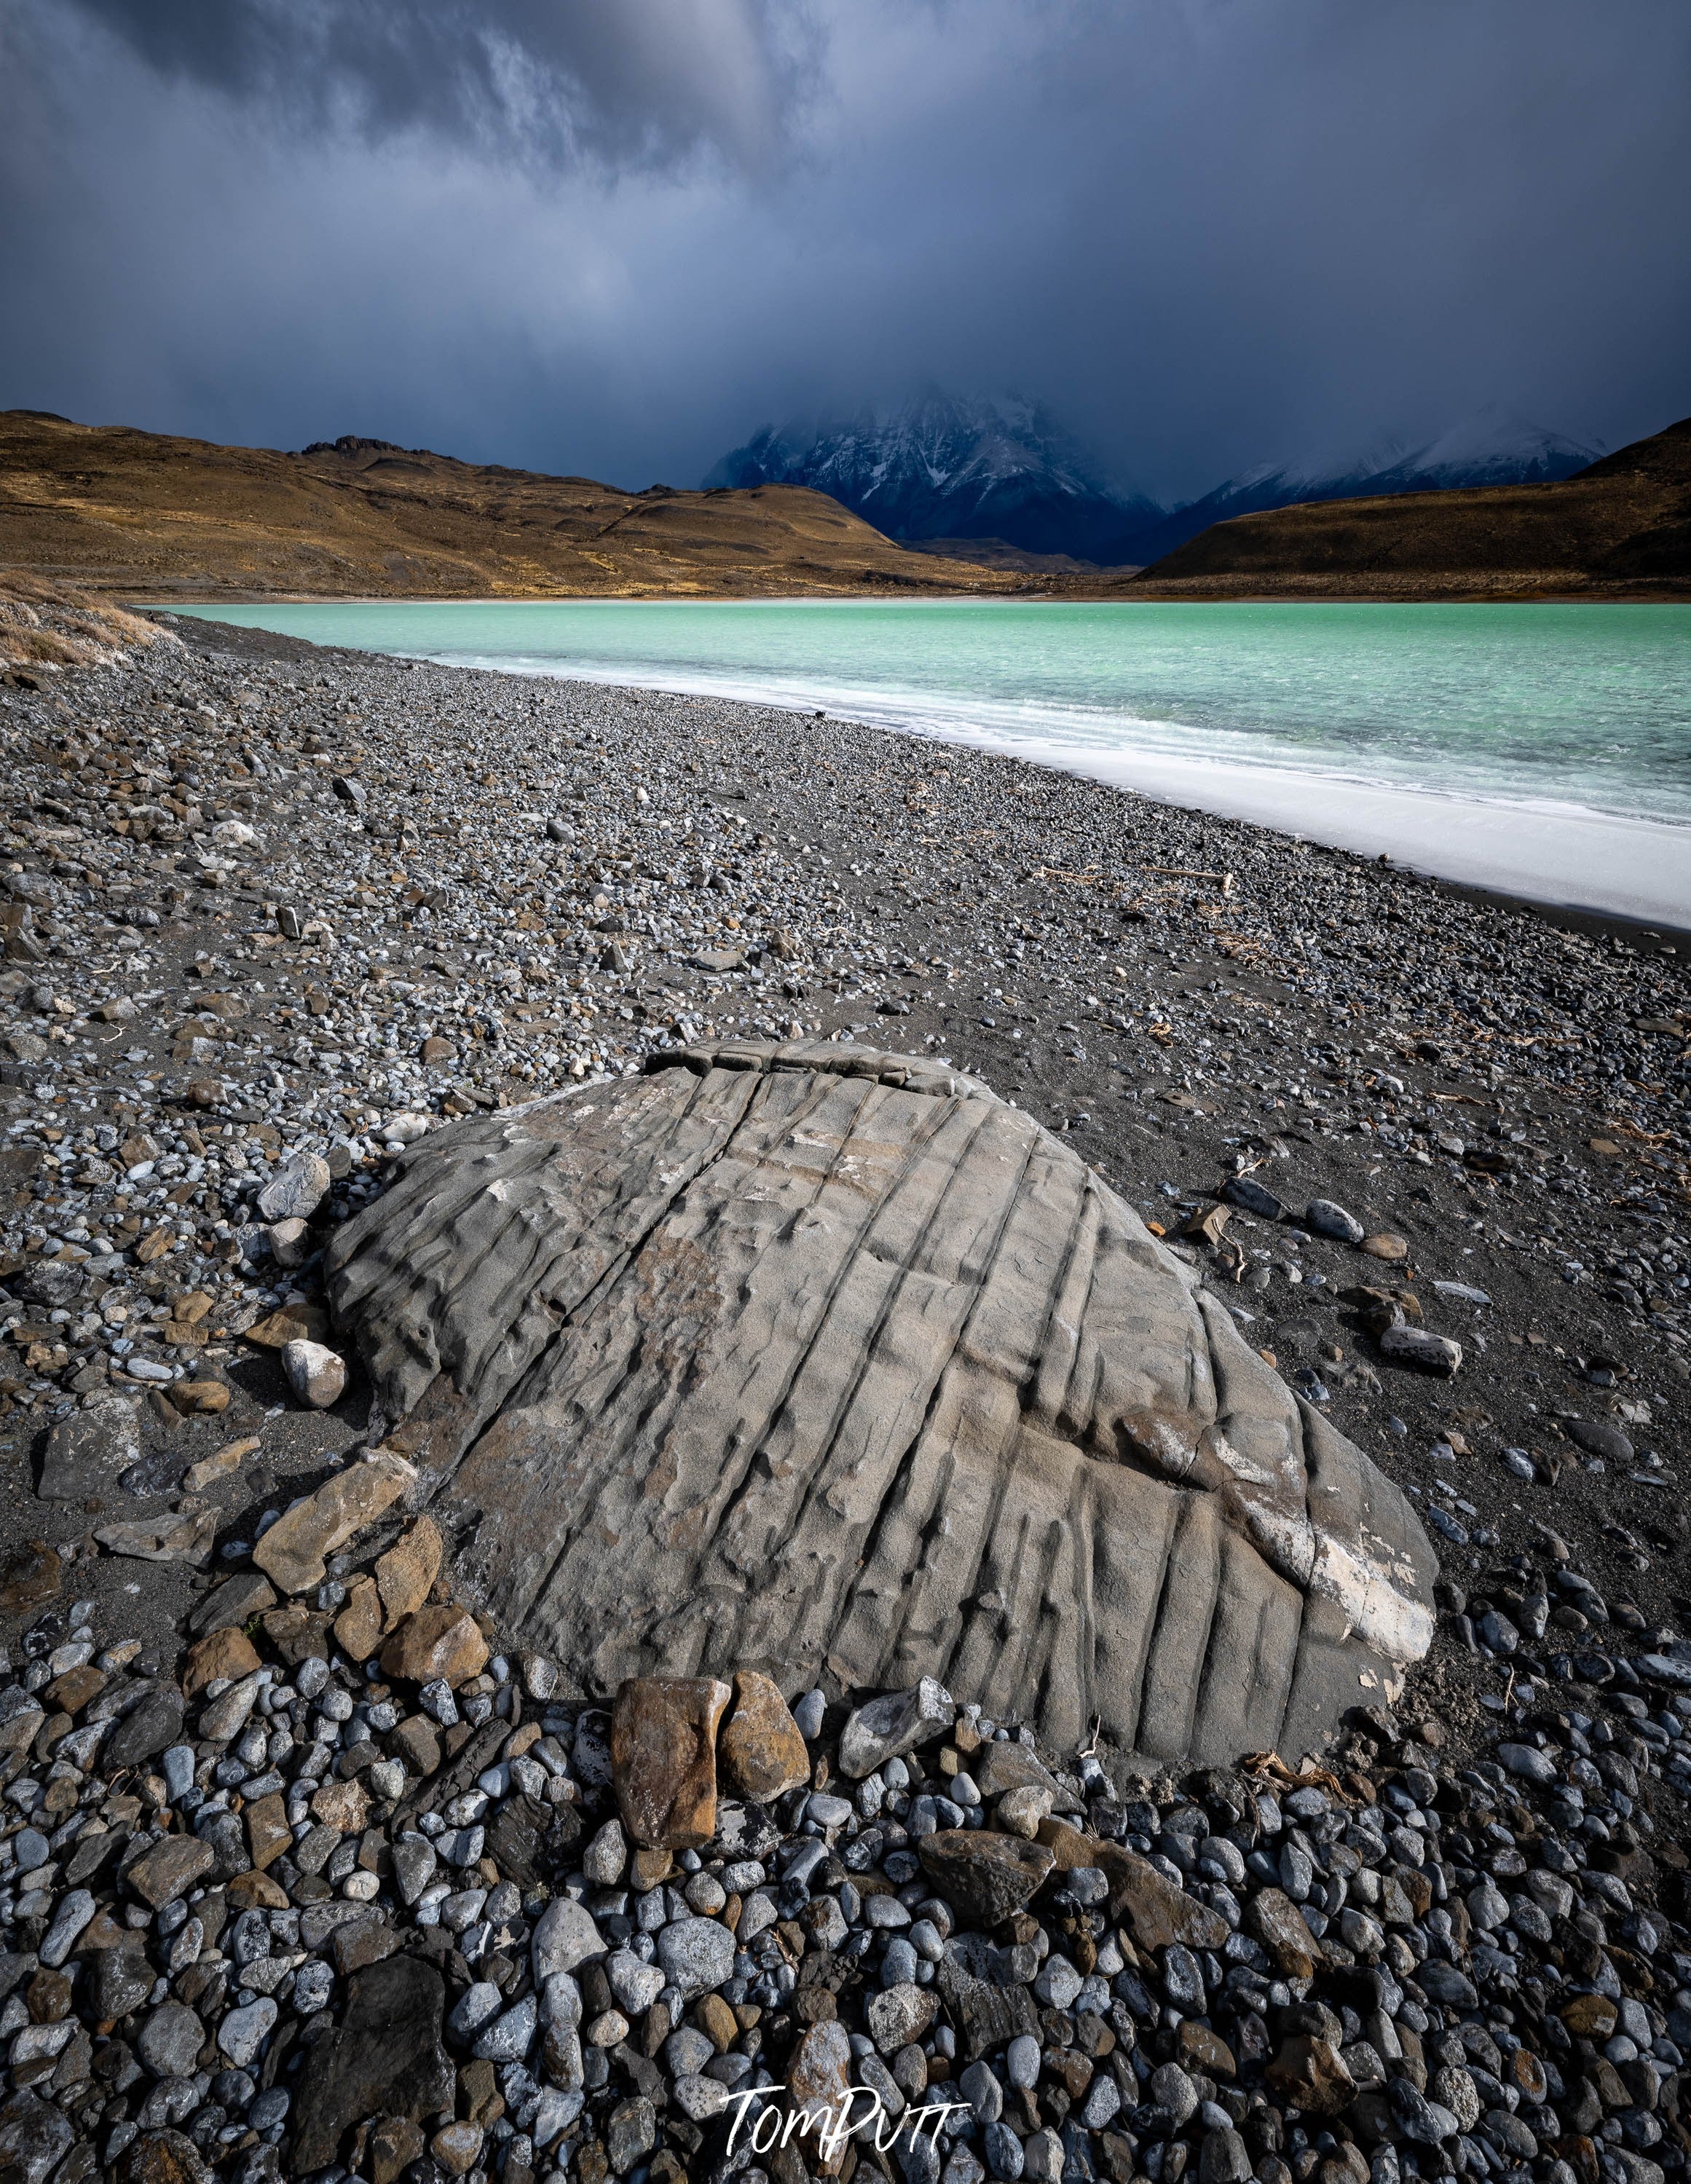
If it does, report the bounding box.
[434,650,1691,932]
[977,733,1691,931]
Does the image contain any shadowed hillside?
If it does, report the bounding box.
[0,412,1020,601]
[1125,414,1691,599]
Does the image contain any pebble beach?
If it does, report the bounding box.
[0,604,1683,2184]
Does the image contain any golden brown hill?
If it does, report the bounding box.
[0,411,1020,601]
[1123,414,1691,600]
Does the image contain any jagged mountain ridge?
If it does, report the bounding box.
[708,395,1604,567]
[706,391,1162,566]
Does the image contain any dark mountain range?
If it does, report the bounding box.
[709,395,1604,567]
[705,391,1162,565]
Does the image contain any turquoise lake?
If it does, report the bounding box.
[167,598,1691,921]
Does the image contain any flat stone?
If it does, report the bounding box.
[138,2001,205,2078]
[1266,2035,1355,2116]
[106,1688,185,1770]
[326,1042,1437,1761]
[181,1626,260,1700]
[36,1395,138,1500]
[1222,1177,1285,1221]
[333,1574,385,1662]
[0,1542,60,1613]
[291,1955,455,2172]
[655,1915,736,1998]
[184,1436,261,1494]
[375,1515,443,1627]
[918,1830,1055,1923]
[1569,1418,1633,1464]
[312,1778,371,1834]
[1360,1233,1409,1262]
[718,1670,811,1803]
[127,1835,215,1909]
[838,1678,957,1779]
[865,1981,937,2055]
[971,1742,1060,1799]
[252,1451,411,1594]
[281,1337,347,1409]
[787,2019,855,2175]
[532,1897,607,1982]
[188,1570,277,1636]
[1243,1886,1319,1979]
[1055,1834,1230,1952]
[379,1603,488,1687]
[611,1675,731,1848]
[94,1507,217,1565]
[199,1669,267,1742]
[244,1302,329,1349]
[256,1148,331,1223]
[934,1958,1041,2064]
[245,1792,292,1871]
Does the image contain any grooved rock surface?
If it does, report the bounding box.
[326,1040,1436,1763]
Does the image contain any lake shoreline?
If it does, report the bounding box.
[154,599,1691,934]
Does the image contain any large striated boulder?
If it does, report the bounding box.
[326,1040,1435,1764]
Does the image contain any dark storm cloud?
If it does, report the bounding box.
[1,0,1687,499]
[58,0,813,172]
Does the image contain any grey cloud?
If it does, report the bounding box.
[55,0,816,173]
[0,0,1686,500]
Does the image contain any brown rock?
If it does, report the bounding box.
[379,1604,488,1689]
[1561,1995,1618,2040]
[370,2118,427,2184]
[787,2019,854,2175]
[312,1779,371,1834]
[918,1831,1056,1925]
[612,1676,732,1849]
[245,1793,292,1872]
[116,2130,210,2184]
[334,1577,385,1663]
[1178,2022,1237,2078]
[43,1664,106,1716]
[631,1847,674,1891]
[0,1540,60,1612]
[972,1742,1060,1799]
[1044,1831,1230,1953]
[170,1381,230,1416]
[127,1836,216,1908]
[694,1994,738,2054]
[718,1671,810,1804]
[376,1517,443,1629]
[182,1626,261,1700]
[386,1714,442,1777]
[252,1452,411,1595]
[245,1302,330,1349]
[184,1437,261,1492]
[260,1604,334,1665]
[226,1870,291,1911]
[1245,1887,1320,1981]
[1360,1234,1409,1263]
[1265,2035,1356,2117]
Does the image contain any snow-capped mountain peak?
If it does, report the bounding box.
[706,390,1162,564]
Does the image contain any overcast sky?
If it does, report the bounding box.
[1,0,1687,500]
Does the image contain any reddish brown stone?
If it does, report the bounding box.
[611,1676,731,1848]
